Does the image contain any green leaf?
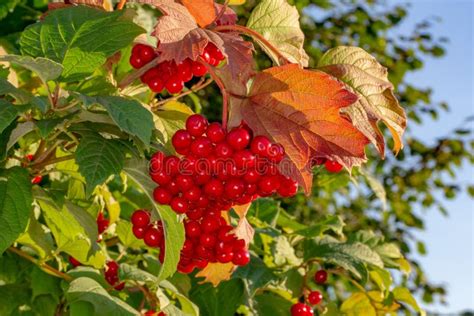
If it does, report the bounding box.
[293,215,345,238]
[0,100,19,134]
[255,292,293,316]
[304,238,383,282]
[0,78,31,104]
[20,6,145,82]
[16,215,55,258]
[30,267,61,300]
[0,0,20,20]
[0,284,31,316]
[359,168,387,210]
[369,266,392,293]
[75,133,125,196]
[233,256,275,296]
[272,235,302,267]
[393,287,425,316]
[160,280,199,316]
[340,292,377,316]
[0,55,63,83]
[119,263,157,284]
[247,0,309,66]
[124,158,185,281]
[35,115,73,138]
[116,220,146,249]
[88,96,153,145]
[190,279,244,316]
[318,46,406,154]
[153,101,193,151]
[0,167,33,254]
[34,188,105,268]
[66,277,139,316]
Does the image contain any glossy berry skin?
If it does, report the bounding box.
[325,160,343,173]
[232,249,250,266]
[144,227,162,247]
[206,122,226,143]
[268,143,285,163]
[204,179,224,198]
[200,234,217,248]
[226,128,251,150]
[201,215,220,233]
[130,54,145,69]
[277,176,299,197]
[215,142,233,158]
[97,212,109,234]
[307,291,323,305]
[190,137,213,157]
[291,303,314,316]
[131,210,150,228]
[132,226,146,239]
[170,197,189,214]
[172,130,192,149]
[69,256,81,267]
[186,114,208,137]
[31,175,43,184]
[250,135,272,157]
[153,187,173,205]
[185,220,201,238]
[177,59,193,82]
[149,152,165,173]
[314,269,328,284]
[192,61,207,77]
[165,76,184,94]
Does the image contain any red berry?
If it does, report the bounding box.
[224,178,245,200]
[190,137,213,157]
[268,143,285,163]
[151,170,171,186]
[144,227,162,247]
[250,135,272,157]
[233,150,256,169]
[25,154,34,162]
[170,197,189,214]
[245,183,258,195]
[206,43,225,61]
[131,210,150,228]
[185,220,201,238]
[204,179,224,198]
[200,233,217,248]
[201,215,220,233]
[277,176,298,197]
[165,76,184,94]
[148,77,165,93]
[181,239,194,254]
[232,249,250,266]
[206,122,226,143]
[194,258,209,270]
[130,54,145,69]
[325,160,343,173]
[243,169,260,183]
[291,303,314,316]
[164,156,180,175]
[186,114,208,137]
[196,244,212,259]
[139,45,156,63]
[183,186,202,202]
[149,152,165,174]
[153,187,173,205]
[141,67,159,84]
[176,174,194,191]
[132,225,146,239]
[232,239,246,251]
[216,251,234,263]
[69,256,81,267]
[178,262,195,274]
[187,208,204,220]
[194,169,212,185]
[215,142,234,158]
[192,61,207,77]
[31,175,43,184]
[314,269,328,284]
[226,127,251,150]
[258,175,280,196]
[177,59,193,82]
[106,261,119,274]
[308,291,323,305]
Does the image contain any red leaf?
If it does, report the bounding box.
[217,32,254,84]
[181,0,217,28]
[229,64,369,193]
[214,3,238,26]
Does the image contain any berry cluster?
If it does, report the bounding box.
[105,261,125,291]
[290,269,328,316]
[131,210,166,263]
[130,43,225,95]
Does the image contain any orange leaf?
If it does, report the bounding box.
[232,203,253,246]
[181,0,217,28]
[229,64,369,193]
[195,262,234,287]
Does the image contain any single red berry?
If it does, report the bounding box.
[215,142,234,158]
[245,183,258,195]
[105,273,119,286]
[201,215,221,233]
[232,249,250,266]
[185,220,201,238]
[144,310,156,316]
[190,137,213,157]
[192,61,207,77]
[325,160,343,173]
[106,261,119,274]
[151,170,172,186]
[200,233,217,248]
[172,130,192,150]
[177,59,193,82]
[204,179,224,198]
[196,196,210,209]
[170,197,189,214]
[206,122,226,143]
[250,135,272,157]
[153,187,173,205]
[114,282,125,291]
[141,67,159,84]
[157,61,174,82]
[194,258,209,270]
[165,180,179,196]
[165,76,184,94]
[183,186,202,202]
[97,219,109,235]
[233,150,256,169]
[232,238,246,251]
[130,54,145,69]
[196,244,212,259]
[224,178,245,200]
[277,176,298,197]
[268,143,285,163]
[187,208,204,220]
[243,169,260,184]
[178,262,195,274]
[206,43,225,61]
[176,174,194,191]
[314,269,328,284]
[25,154,34,162]
[226,127,251,150]
[144,227,162,248]
[139,45,156,63]
[194,169,212,185]
[291,303,314,316]
[131,210,150,228]
[258,175,280,196]
[164,155,180,175]
[307,291,323,305]
[148,77,165,93]
[69,256,81,267]
[132,225,147,239]
[186,114,208,137]
[181,239,194,255]
[31,175,43,184]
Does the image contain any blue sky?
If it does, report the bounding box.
[388,0,473,313]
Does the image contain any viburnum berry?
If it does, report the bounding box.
[25,154,34,162]
[325,160,343,173]
[291,303,314,316]
[97,212,109,234]
[185,220,201,238]
[153,187,173,205]
[232,249,250,266]
[307,291,323,305]
[105,261,125,290]
[250,135,272,157]
[186,114,208,137]
[68,256,81,267]
[172,130,192,149]
[314,269,328,284]
[132,225,146,239]
[192,61,207,77]
[131,210,150,228]
[144,227,162,248]
[170,197,189,214]
[31,175,43,184]
[177,59,193,82]
[226,127,251,150]
[165,76,184,94]
[206,122,226,143]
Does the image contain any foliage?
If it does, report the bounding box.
[0,0,472,316]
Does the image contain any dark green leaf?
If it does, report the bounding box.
[0,100,18,134]
[0,55,62,83]
[190,279,244,316]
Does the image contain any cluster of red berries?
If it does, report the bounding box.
[130,43,225,94]
[105,261,125,290]
[290,270,328,316]
[149,114,298,217]
[131,210,166,263]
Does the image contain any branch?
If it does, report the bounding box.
[198,57,229,129]
[8,247,73,282]
[118,57,161,89]
[153,78,214,108]
[214,24,292,65]
[31,154,75,170]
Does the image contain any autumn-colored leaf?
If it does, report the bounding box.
[214,3,238,26]
[318,46,407,155]
[217,32,254,83]
[232,203,254,246]
[181,0,216,28]
[195,262,234,287]
[229,64,369,193]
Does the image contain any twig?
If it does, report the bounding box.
[117,0,127,10]
[8,247,73,282]
[118,57,161,89]
[32,155,75,170]
[153,78,214,108]
[214,24,292,65]
[198,57,229,129]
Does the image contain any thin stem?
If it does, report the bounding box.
[153,78,214,108]
[34,140,63,165]
[214,24,292,65]
[198,57,229,129]
[32,155,75,170]
[118,57,161,89]
[117,0,127,10]
[8,247,73,282]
